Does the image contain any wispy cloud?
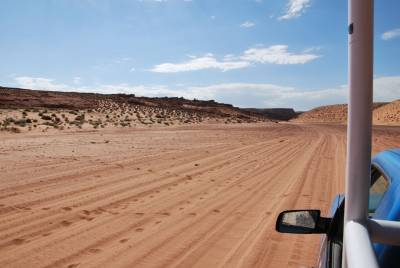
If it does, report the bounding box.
[15,77,73,92]
[150,54,251,73]
[279,0,311,20]
[150,45,320,73]
[382,28,400,40]
[13,75,400,110]
[241,45,320,64]
[240,21,255,28]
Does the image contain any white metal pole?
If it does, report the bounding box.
[343,0,374,266]
[345,221,379,268]
[345,0,374,226]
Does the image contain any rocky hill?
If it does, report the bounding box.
[0,86,271,133]
[373,100,400,125]
[243,108,297,121]
[293,101,400,125]
[293,104,348,123]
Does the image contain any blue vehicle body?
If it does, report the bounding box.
[329,194,344,217]
[323,149,400,267]
[277,149,400,268]
[370,148,400,266]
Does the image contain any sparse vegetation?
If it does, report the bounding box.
[0,89,270,134]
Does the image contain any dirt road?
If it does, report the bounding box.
[0,123,399,268]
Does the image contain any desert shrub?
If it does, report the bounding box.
[1,127,21,133]
[14,119,28,127]
[3,117,15,127]
[74,114,85,122]
[89,119,102,128]
[41,115,52,120]
[10,127,21,133]
[70,120,83,127]
[42,121,57,127]
[22,111,28,117]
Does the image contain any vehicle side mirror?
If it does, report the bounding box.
[276,210,330,234]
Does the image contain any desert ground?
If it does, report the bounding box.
[1,123,400,268]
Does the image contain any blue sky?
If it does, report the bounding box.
[0,0,399,110]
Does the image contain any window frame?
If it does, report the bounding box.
[369,165,391,216]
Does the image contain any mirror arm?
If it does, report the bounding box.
[316,216,332,233]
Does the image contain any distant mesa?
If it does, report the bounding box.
[0,86,277,132]
[1,86,397,132]
[244,108,298,121]
[293,101,400,125]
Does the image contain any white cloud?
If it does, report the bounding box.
[150,54,251,73]
[15,77,73,92]
[13,75,400,110]
[241,45,320,64]
[240,21,255,28]
[373,75,400,101]
[150,45,320,73]
[279,0,311,20]
[381,28,400,40]
[303,46,321,53]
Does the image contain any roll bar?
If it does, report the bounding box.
[343,0,400,267]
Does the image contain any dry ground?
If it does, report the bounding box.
[0,123,399,268]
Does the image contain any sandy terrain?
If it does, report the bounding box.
[1,123,399,268]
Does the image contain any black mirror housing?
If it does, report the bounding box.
[276,210,330,234]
